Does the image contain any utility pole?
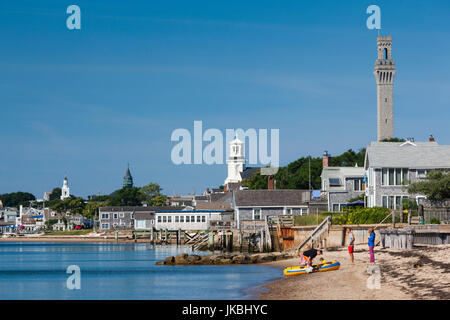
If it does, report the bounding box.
[309,155,312,191]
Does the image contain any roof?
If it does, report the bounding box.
[234,189,310,207]
[99,206,185,212]
[240,167,260,180]
[196,202,233,210]
[364,141,450,169]
[135,212,155,220]
[208,192,232,203]
[321,167,365,179]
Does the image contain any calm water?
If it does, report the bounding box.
[0,242,280,300]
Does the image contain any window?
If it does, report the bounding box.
[286,208,292,215]
[332,204,340,212]
[119,213,124,218]
[329,178,341,186]
[167,216,172,223]
[157,216,161,223]
[180,216,184,223]
[175,216,179,223]
[162,216,167,223]
[186,216,190,223]
[417,170,427,178]
[353,179,365,191]
[201,216,206,222]
[382,196,388,208]
[300,208,308,215]
[196,216,201,222]
[113,213,118,219]
[101,213,109,219]
[382,168,409,186]
[389,169,395,186]
[253,209,261,220]
[101,223,110,229]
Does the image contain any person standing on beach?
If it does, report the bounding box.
[368,228,376,264]
[347,228,355,264]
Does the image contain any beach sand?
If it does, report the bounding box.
[260,244,450,300]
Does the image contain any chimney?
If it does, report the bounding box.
[267,175,274,190]
[429,135,435,142]
[323,151,330,168]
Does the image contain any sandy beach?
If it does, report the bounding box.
[260,244,450,300]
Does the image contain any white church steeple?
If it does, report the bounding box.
[224,135,246,186]
[61,176,70,200]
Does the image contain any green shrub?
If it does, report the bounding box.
[430,217,440,224]
[331,207,391,225]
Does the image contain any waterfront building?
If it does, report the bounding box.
[233,189,310,228]
[154,209,233,231]
[99,206,183,231]
[364,139,450,209]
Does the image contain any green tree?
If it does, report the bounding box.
[242,149,366,190]
[108,187,144,206]
[0,192,36,208]
[149,195,168,206]
[140,183,162,201]
[48,188,62,201]
[82,202,102,219]
[407,170,450,200]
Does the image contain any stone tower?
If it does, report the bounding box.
[374,36,396,141]
[224,136,246,186]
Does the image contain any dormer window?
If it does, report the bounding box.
[329,178,341,186]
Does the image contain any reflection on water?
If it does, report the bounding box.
[0,242,280,300]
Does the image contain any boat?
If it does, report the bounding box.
[283,260,341,276]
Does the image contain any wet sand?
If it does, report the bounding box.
[260,244,450,300]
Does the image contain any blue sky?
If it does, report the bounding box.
[1,0,450,198]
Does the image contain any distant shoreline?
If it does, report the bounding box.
[0,236,151,243]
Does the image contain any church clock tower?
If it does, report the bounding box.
[61,176,70,200]
[374,36,396,141]
[224,136,246,186]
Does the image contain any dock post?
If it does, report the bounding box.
[164,229,168,245]
[260,230,264,253]
[177,229,181,245]
[209,232,214,251]
[229,232,233,252]
[150,228,154,244]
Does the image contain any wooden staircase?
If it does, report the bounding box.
[294,216,331,252]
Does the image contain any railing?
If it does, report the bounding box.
[295,216,331,252]
[208,220,235,230]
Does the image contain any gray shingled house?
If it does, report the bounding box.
[321,166,365,211]
[232,189,310,228]
[364,140,450,209]
[99,206,184,231]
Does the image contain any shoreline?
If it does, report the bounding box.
[258,244,450,300]
[0,236,152,243]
